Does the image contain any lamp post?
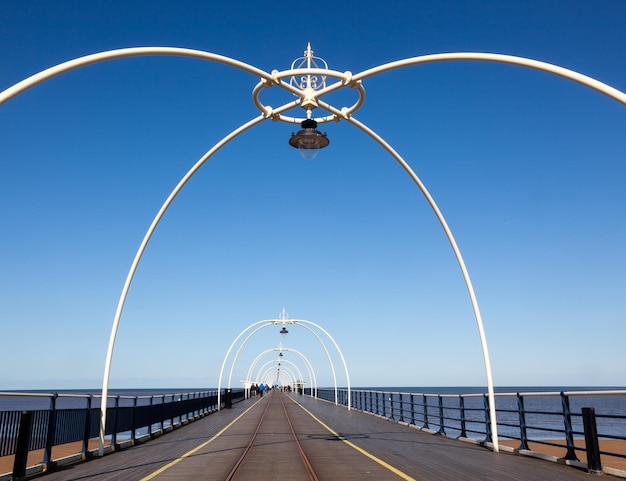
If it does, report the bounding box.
[4,44,626,456]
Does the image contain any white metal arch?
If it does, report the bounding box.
[218,317,343,409]
[249,348,317,396]
[224,321,335,396]
[272,360,308,391]
[246,347,317,397]
[282,322,340,405]
[255,359,305,387]
[291,319,351,408]
[262,367,294,386]
[255,360,300,384]
[3,47,625,455]
[261,366,296,386]
[247,349,312,385]
[226,324,273,392]
[268,374,291,387]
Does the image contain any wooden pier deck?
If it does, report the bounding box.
[33,391,598,481]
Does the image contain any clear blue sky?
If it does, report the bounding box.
[1,1,625,391]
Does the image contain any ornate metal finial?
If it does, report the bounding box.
[289,43,328,92]
[279,307,289,320]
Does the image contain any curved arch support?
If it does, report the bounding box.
[98,114,268,455]
[246,348,317,397]
[263,368,294,386]
[255,360,303,385]
[0,47,274,107]
[352,52,626,106]
[319,53,626,452]
[340,112,499,452]
[219,318,341,408]
[290,323,340,405]
[227,325,273,391]
[292,320,352,410]
[217,321,269,409]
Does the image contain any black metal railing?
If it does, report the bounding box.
[0,389,244,478]
[316,387,626,473]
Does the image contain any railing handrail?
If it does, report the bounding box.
[335,388,626,397]
[0,389,217,399]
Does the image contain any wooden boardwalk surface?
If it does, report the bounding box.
[35,391,598,481]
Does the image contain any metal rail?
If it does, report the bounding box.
[225,391,319,481]
[224,394,273,481]
[279,392,319,481]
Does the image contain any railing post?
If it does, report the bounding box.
[410,393,415,425]
[160,395,165,431]
[561,392,578,461]
[170,394,175,425]
[582,407,603,475]
[131,396,138,443]
[437,395,446,435]
[44,393,58,469]
[388,393,393,420]
[422,394,429,430]
[82,395,93,457]
[459,396,467,438]
[149,396,154,437]
[484,394,493,444]
[13,411,33,481]
[399,393,404,422]
[112,396,119,449]
[517,393,529,450]
[382,393,386,417]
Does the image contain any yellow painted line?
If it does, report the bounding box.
[139,401,261,481]
[289,396,419,481]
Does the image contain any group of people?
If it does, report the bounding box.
[251,383,267,396]
[250,383,293,397]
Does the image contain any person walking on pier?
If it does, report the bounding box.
[259,383,265,397]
